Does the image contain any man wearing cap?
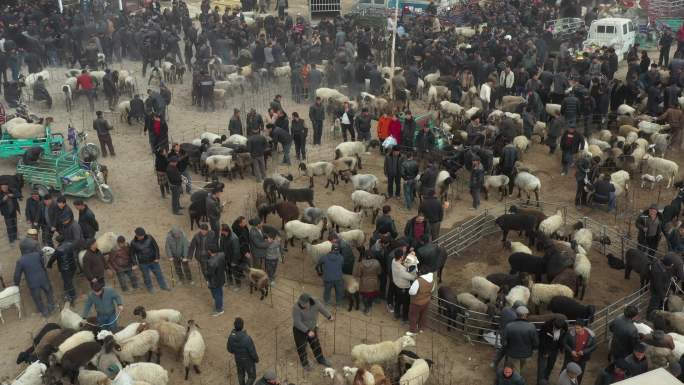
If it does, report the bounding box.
[25,189,42,231]
[14,247,56,317]
[130,227,170,293]
[83,238,107,286]
[82,281,123,331]
[355,108,372,142]
[502,305,538,373]
[205,243,225,316]
[636,203,665,255]
[228,317,259,385]
[60,211,84,248]
[246,108,265,136]
[561,320,596,384]
[494,364,525,385]
[384,146,403,199]
[20,228,41,254]
[647,254,674,316]
[316,243,345,306]
[93,110,115,157]
[557,361,582,385]
[419,189,443,241]
[491,301,524,369]
[74,200,99,240]
[595,360,628,384]
[291,293,333,369]
[0,181,20,243]
[46,239,78,303]
[254,370,279,385]
[608,305,640,361]
[623,342,649,377]
[167,155,184,215]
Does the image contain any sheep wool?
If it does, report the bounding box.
[351,335,416,367]
[351,190,385,214]
[642,155,679,188]
[399,358,430,385]
[505,241,532,255]
[456,292,488,313]
[350,174,379,192]
[116,330,160,363]
[338,229,366,249]
[122,363,168,385]
[183,322,206,376]
[114,322,142,343]
[12,361,47,385]
[304,241,332,264]
[513,136,530,153]
[56,330,96,360]
[78,370,109,385]
[148,321,187,352]
[335,141,366,159]
[539,210,563,237]
[440,100,463,116]
[226,134,248,147]
[96,232,118,254]
[326,205,363,230]
[572,228,593,254]
[573,253,591,286]
[610,170,631,196]
[134,308,183,324]
[505,285,530,307]
[530,284,574,308]
[470,276,500,304]
[284,220,325,244]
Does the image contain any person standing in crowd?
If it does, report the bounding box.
[14,247,56,317]
[308,97,325,145]
[227,317,259,385]
[374,205,398,239]
[74,200,99,240]
[623,342,649,377]
[82,281,123,331]
[0,181,20,244]
[647,254,674,316]
[291,112,307,161]
[470,157,484,210]
[558,362,583,385]
[264,232,281,284]
[608,305,640,361]
[414,125,435,165]
[494,365,526,385]
[206,189,222,233]
[155,148,171,199]
[559,126,583,176]
[20,228,40,254]
[25,189,42,231]
[337,101,355,141]
[247,131,268,183]
[229,109,244,136]
[636,204,665,255]
[354,252,381,315]
[537,317,567,384]
[392,250,416,324]
[401,152,419,210]
[659,30,674,67]
[145,112,169,153]
[76,69,96,111]
[108,236,139,292]
[93,111,116,157]
[40,194,57,247]
[246,108,265,136]
[219,224,241,288]
[595,360,629,385]
[248,218,269,269]
[167,155,184,216]
[562,319,597,384]
[502,306,538,373]
[404,212,431,250]
[407,264,433,335]
[205,244,225,316]
[165,226,192,285]
[46,239,77,303]
[267,123,292,165]
[189,223,217,275]
[130,227,170,293]
[355,108,372,142]
[419,189,443,241]
[384,146,403,199]
[83,238,107,287]
[292,293,333,370]
[316,243,344,306]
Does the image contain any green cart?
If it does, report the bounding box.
[16,150,113,203]
[0,123,64,159]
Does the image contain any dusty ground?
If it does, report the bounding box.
[0,4,681,385]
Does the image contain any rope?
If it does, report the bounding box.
[82,309,122,328]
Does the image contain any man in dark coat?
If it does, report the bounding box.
[219,224,241,287]
[205,244,225,316]
[404,213,432,250]
[229,109,243,136]
[562,320,597,384]
[93,111,116,157]
[14,249,55,317]
[419,162,438,197]
[267,123,292,165]
[25,189,42,230]
[291,112,307,161]
[415,125,435,165]
[227,317,259,385]
[102,69,118,110]
[247,133,268,183]
[74,200,99,240]
[609,305,639,361]
[130,227,170,293]
[469,157,485,210]
[384,146,403,198]
[189,224,217,275]
[128,95,146,125]
[502,306,539,373]
[624,343,649,377]
[401,152,419,210]
[308,64,323,95]
[559,126,583,175]
[206,189,222,233]
[46,239,77,304]
[537,316,567,384]
[561,92,580,128]
[419,189,443,241]
[82,238,106,286]
[0,181,20,243]
[500,143,517,195]
[647,254,674,316]
[636,204,665,255]
[308,97,325,145]
[246,108,265,136]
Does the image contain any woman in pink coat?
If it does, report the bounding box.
[388,114,402,145]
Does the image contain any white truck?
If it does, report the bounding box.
[582,17,636,62]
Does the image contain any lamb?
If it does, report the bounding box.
[204,155,234,180]
[55,341,102,384]
[399,358,430,385]
[327,205,363,232]
[641,174,664,190]
[423,70,440,86]
[513,135,530,155]
[116,329,160,364]
[338,229,367,251]
[464,107,480,120]
[0,285,21,323]
[508,252,546,282]
[505,285,531,307]
[369,365,388,385]
[200,132,224,144]
[11,361,46,385]
[114,322,142,343]
[146,321,187,354]
[244,267,269,300]
[5,120,44,139]
[284,220,325,249]
[122,363,168,385]
[332,156,359,179]
[335,141,368,169]
[226,134,248,147]
[435,170,453,202]
[529,283,574,312]
[301,207,325,225]
[182,320,205,380]
[617,104,636,116]
[298,161,337,189]
[116,101,130,122]
[350,174,379,193]
[539,210,564,237]
[439,100,463,116]
[281,187,315,207]
[547,296,596,323]
[343,274,361,311]
[132,307,182,324]
[486,272,530,291]
[483,175,510,201]
[642,154,679,188]
[610,170,631,196]
[304,241,332,264]
[501,95,525,112]
[351,190,386,221]
[77,369,108,385]
[572,253,591,299]
[470,276,500,304]
[504,241,532,255]
[351,336,416,367]
[17,329,75,364]
[624,248,651,287]
[495,214,537,246]
[514,172,541,206]
[55,330,96,361]
[652,310,684,334]
[427,85,450,109]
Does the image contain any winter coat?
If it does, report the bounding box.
[25,197,41,225]
[271,126,292,145]
[228,116,243,136]
[503,318,539,359]
[47,241,77,273]
[292,294,331,333]
[608,315,639,360]
[560,95,580,124]
[78,206,99,240]
[247,134,268,157]
[291,118,307,139]
[384,153,404,177]
[355,258,381,293]
[165,227,189,259]
[108,244,134,272]
[562,327,597,362]
[559,131,584,154]
[316,250,344,282]
[205,252,226,288]
[0,188,20,218]
[419,196,444,223]
[219,231,241,265]
[470,164,485,191]
[404,218,432,248]
[227,329,259,365]
[415,129,435,153]
[649,259,672,298]
[206,195,221,221]
[93,118,113,137]
[623,353,648,377]
[494,369,526,385]
[13,251,50,289]
[188,231,217,260]
[62,221,84,246]
[309,103,325,122]
[130,235,161,265]
[401,159,419,181]
[83,249,106,281]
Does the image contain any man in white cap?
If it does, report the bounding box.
[558,362,582,385]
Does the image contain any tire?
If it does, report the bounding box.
[97,184,114,203]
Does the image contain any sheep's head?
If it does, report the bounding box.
[298,162,307,172]
[399,335,416,349]
[323,367,336,379]
[133,306,146,319]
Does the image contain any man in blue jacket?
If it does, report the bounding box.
[82,281,123,331]
[316,245,344,306]
[227,317,259,385]
[14,249,56,317]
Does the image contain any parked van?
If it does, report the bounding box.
[582,17,636,61]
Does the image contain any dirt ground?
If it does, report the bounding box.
[0,4,682,385]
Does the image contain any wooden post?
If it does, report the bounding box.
[388,1,399,100]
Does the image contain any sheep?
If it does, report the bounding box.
[505,285,531,307]
[145,321,186,355]
[483,175,510,201]
[508,252,546,282]
[316,87,348,103]
[244,267,269,300]
[545,103,561,116]
[504,241,532,255]
[338,229,366,250]
[399,358,430,385]
[486,272,530,291]
[539,210,564,237]
[204,155,234,180]
[11,361,46,385]
[652,310,684,335]
[56,341,102,384]
[641,174,664,190]
[116,329,160,364]
[624,248,651,287]
[327,205,363,232]
[639,121,669,136]
[610,170,631,196]
[284,219,325,249]
[62,83,73,112]
[501,95,525,112]
[495,214,537,246]
[351,190,386,221]
[427,85,450,109]
[635,322,653,336]
[335,142,368,169]
[642,154,679,188]
[351,335,416,367]
[669,296,684,312]
[439,100,463,116]
[122,363,168,385]
[572,253,591,300]
[571,226,593,255]
[5,120,44,139]
[304,241,332,264]
[24,70,50,89]
[514,172,541,206]
[0,285,21,323]
[77,370,108,385]
[547,296,596,323]
[301,207,325,225]
[435,170,453,202]
[464,107,480,120]
[55,330,96,361]
[470,276,500,304]
[132,307,182,324]
[299,161,338,189]
[17,329,76,364]
[529,283,574,312]
[617,104,636,116]
[332,156,359,180]
[343,274,361,311]
[200,132,224,144]
[350,174,379,193]
[180,320,206,380]
[281,187,315,207]
[651,133,670,157]
[646,346,677,369]
[113,322,142,343]
[455,292,489,314]
[369,365,387,385]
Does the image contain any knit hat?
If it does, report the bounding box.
[663,255,674,267]
[566,362,582,375]
[634,342,647,353]
[263,370,277,381]
[649,203,658,210]
[515,306,529,316]
[135,227,146,236]
[297,293,312,307]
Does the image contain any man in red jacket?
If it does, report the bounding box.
[76,69,95,111]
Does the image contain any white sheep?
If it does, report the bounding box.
[513,135,530,154]
[545,103,561,116]
[304,241,332,264]
[205,155,234,176]
[335,142,367,161]
[272,65,291,77]
[183,320,205,380]
[638,121,669,136]
[529,283,574,310]
[505,285,530,307]
[59,302,84,329]
[610,170,630,196]
[350,174,378,192]
[514,172,541,205]
[11,361,47,385]
[284,220,325,247]
[484,175,510,200]
[4,118,44,139]
[641,174,664,190]
[464,107,480,120]
[635,322,653,335]
[200,132,223,144]
[427,85,450,108]
[115,101,130,122]
[351,190,386,219]
[77,369,108,385]
[0,285,21,323]
[116,329,160,363]
[573,253,591,295]
[617,104,636,116]
[587,144,603,158]
[589,138,611,151]
[327,205,363,231]
[440,100,463,116]
[113,322,141,343]
[226,134,248,147]
[96,232,118,254]
[435,170,453,201]
[56,330,96,361]
[539,210,564,237]
[598,129,613,142]
[316,87,348,103]
[338,229,366,249]
[132,307,182,324]
[424,71,440,85]
[456,292,489,313]
[642,154,679,188]
[572,228,593,254]
[470,276,500,304]
[399,358,430,385]
[505,241,532,255]
[24,70,50,89]
[351,335,416,367]
[300,161,337,188]
[147,321,187,352]
[122,363,168,385]
[651,133,670,157]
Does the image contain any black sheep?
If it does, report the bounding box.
[547,296,596,323]
[486,272,530,292]
[624,248,651,287]
[606,253,625,269]
[495,214,537,246]
[281,187,315,207]
[437,286,459,331]
[32,323,61,346]
[49,341,102,384]
[508,252,546,282]
[543,245,574,282]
